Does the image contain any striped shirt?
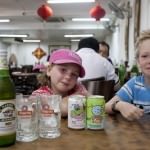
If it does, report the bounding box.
[116,75,150,113]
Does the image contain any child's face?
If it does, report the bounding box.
[47,63,80,95]
[138,39,150,77]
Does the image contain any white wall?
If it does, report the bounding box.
[4,41,72,67]
[128,0,136,67]
[105,19,126,66]
[71,41,79,51]
[7,42,48,67]
[140,0,150,31]
[107,26,120,65]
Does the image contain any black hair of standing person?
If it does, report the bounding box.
[77,37,99,53]
[99,41,110,56]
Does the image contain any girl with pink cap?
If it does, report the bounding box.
[32,49,88,117]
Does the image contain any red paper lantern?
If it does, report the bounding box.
[37,4,53,21]
[89,5,105,21]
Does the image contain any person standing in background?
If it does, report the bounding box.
[76,37,120,91]
[99,41,113,65]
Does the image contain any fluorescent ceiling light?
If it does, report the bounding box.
[72,18,110,22]
[47,0,95,4]
[0,34,28,38]
[64,34,93,38]
[72,18,95,22]
[23,40,41,43]
[0,19,10,23]
[101,18,110,22]
[71,39,80,42]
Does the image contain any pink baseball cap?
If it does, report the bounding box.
[49,49,85,77]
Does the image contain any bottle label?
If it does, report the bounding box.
[0,100,16,135]
[0,50,7,69]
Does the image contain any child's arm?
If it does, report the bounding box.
[105,95,144,121]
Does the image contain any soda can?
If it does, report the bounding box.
[86,95,105,130]
[68,95,86,129]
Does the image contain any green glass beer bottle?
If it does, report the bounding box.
[118,62,126,85]
[0,49,16,147]
[130,64,139,77]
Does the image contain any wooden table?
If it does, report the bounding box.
[1,114,150,150]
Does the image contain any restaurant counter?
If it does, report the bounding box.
[1,114,150,150]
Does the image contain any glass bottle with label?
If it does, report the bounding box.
[0,49,16,147]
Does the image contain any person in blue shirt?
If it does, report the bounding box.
[105,30,150,121]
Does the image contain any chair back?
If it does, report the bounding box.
[82,77,115,102]
[98,80,115,102]
[82,77,105,95]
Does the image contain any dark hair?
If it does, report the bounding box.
[99,41,110,55]
[78,37,99,52]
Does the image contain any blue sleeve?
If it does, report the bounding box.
[116,77,136,103]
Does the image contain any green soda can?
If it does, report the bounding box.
[86,95,105,130]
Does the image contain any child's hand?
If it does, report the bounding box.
[116,101,144,121]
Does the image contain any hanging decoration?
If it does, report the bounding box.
[89,5,106,21]
[37,4,53,21]
[32,47,46,61]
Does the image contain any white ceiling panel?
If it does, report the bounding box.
[0,0,122,43]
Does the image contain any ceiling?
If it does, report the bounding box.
[0,0,122,44]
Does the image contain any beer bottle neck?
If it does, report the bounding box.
[0,49,9,77]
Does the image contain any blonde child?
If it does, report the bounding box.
[105,30,150,121]
[32,49,88,117]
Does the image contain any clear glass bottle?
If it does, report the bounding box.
[0,49,16,147]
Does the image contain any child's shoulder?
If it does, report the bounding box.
[127,75,144,86]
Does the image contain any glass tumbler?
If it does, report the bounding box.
[16,94,39,142]
[39,94,61,139]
